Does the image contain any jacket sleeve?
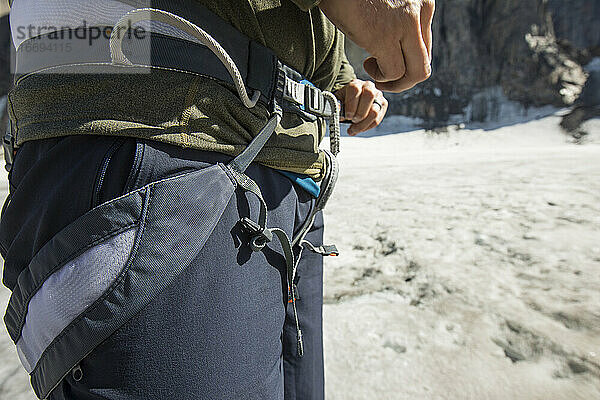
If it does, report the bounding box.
[332,52,356,92]
[310,29,356,92]
[291,0,323,11]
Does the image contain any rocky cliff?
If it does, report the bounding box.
[345,0,600,126]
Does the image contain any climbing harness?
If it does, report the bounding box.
[6,5,341,398]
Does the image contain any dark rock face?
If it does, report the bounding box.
[345,0,600,125]
[547,0,600,50]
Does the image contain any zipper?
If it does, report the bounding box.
[92,138,125,207]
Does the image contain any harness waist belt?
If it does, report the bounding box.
[14,2,336,125]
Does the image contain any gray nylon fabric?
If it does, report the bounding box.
[16,227,138,373]
[229,114,282,174]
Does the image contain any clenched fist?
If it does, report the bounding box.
[319,0,435,93]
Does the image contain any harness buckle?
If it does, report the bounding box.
[239,217,273,251]
[304,84,325,116]
[301,240,339,257]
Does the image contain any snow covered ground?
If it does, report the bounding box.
[323,115,600,399]
[0,115,599,399]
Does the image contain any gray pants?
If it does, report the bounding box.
[0,136,325,399]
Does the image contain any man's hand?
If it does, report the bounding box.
[335,79,388,136]
[319,0,435,93]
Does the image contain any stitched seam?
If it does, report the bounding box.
[91,138,122,209]
[218,163,238,187]
[8,91,18,145]
[15,63,264,107]
[0,239,8,258]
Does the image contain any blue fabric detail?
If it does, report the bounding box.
[278,170,320,198]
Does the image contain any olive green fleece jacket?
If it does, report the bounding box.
[7,0,354,180]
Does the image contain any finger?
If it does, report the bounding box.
[334,87,345,102]
[352,82,377,123]
[343,80,362,121]
[363,57,384,82]
[375,76,414,92]
[364,120,379,133]
[360,105,387,134]
[376,26,431,93]
[363,40,406,83]
[424,24,433,62]
[333,88,349,121]
[403,18,432,82]
[371,97,388,127]
[421,1,435,60]
[348,107,379,135]
[349,96,388,135]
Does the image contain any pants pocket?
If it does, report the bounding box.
[5,163,238,399]
[90,137,134,208]
[0,136,138,289]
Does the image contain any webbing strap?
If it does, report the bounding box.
[228,169,268,229]
[224,112,305,356]
[229,114,281,174]
[271,228,303,357]
[226,113,281,233]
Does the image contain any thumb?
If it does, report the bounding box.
[363,44,406,83]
